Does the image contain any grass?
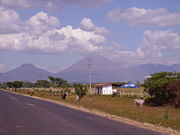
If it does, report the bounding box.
[11,89,180,131]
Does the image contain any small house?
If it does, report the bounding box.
[93,83,114,95]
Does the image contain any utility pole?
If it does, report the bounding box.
[87,63,92,93]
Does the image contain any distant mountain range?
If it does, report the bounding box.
[0,64,54,82]
[123,63,180,82]
[0,55,179,83]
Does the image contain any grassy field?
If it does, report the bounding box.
[12,89,180,131]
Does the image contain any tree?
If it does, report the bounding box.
[35,80,52,88]
[6,82,14,88]
[48,76,68,87]
[22,82,35,88]
[144,72,180,106]
[73,83,87,102]
[136,81,143,87]
[6,81,23,90]
[166,80,180,107]
[0,82,7,88]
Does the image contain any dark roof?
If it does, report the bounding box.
[92,82,112,87]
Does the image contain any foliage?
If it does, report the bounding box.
[73,83,87,101]
[22,81,35,88]
[136,81,144,87]
[111,91,117,97]
[48,76,70,98]
[0,76,69,89]
[144,72,180,106]
[62,84,71,93]
[0,82,7,88]
[6,81,23,89]
[35,80,52,88]
[48,76,68,87]
[166,80,180,107]
[164,110,169,119]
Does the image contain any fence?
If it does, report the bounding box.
[7,87,75,93]
[116,87,149,98]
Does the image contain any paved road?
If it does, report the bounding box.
[0,90,164,135]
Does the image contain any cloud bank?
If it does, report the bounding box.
[0,7,106,53]
[0,0,111,9]
[108,29,180,65]
[108,7,180,27]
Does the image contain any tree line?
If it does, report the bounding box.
[0,76,70,89]
[0,76,87,102]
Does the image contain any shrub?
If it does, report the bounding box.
[144,72,180,107]
[73,83,87,101]
[111,92,117,97]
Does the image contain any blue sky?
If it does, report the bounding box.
[0,0,180,72]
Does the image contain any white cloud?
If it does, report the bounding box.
[80,17,109,35]
[104,30,180,66]
[0,6,21,34]
[58,25,105,52]
[26,12,60,35]
[0,0,111,9]
[107,7,180,27]
[128,29,180,61]
[133,29,180,63]
[142,29,180,51]
[0,11,106,53]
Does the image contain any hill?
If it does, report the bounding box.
[0,64,54,82]
[57,54,124,83]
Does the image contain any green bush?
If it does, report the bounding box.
[144,72,180,107]
[111,92,117,97]
[73,83,87,101]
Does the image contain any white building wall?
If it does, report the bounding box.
[102,85,113,95]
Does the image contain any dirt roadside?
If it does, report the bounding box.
[5,90,180,135]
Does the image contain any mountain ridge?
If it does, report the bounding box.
[0,63,54,82]
[57,54,124,83]
[0,55,180,83]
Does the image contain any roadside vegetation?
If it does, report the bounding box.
[144,72,180,107]
[0,72,179,130]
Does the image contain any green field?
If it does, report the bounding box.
[13,89,180,131]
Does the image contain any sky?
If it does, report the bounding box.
[0,0,180,73]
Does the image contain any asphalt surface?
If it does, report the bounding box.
[0,90,164,135]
